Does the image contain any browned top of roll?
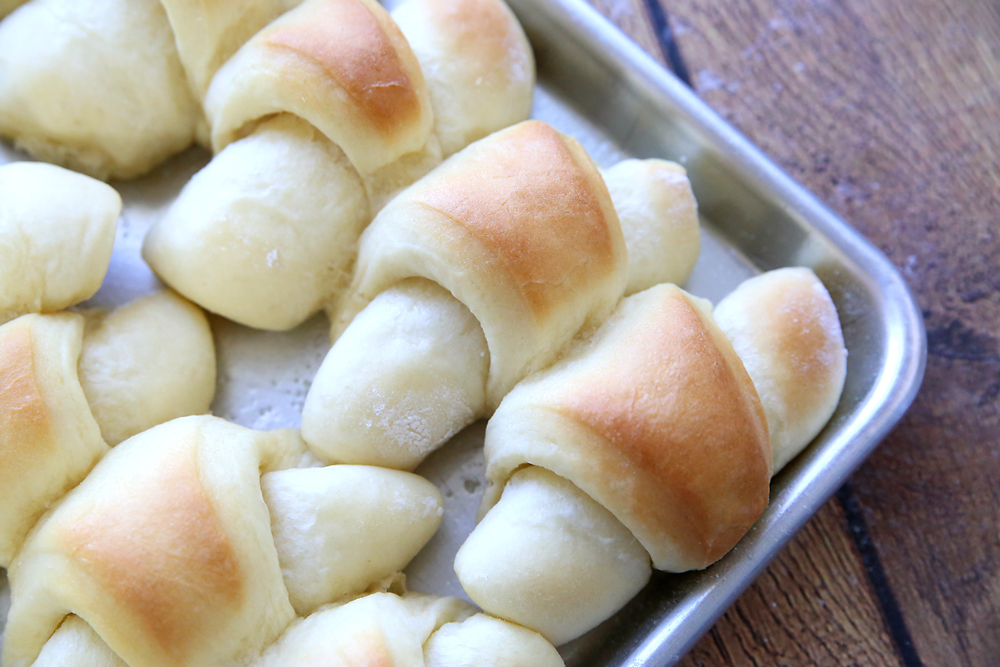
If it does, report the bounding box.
[264,0,421,135]
[0,320,51,462]
[417,120,618,315]
[742,271,844,428]
[0,313,106,569]
[549,286,770,566]
[58,439,244,658]
[423,0,526,74]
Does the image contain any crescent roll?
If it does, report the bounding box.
[714,267,848,473]
[601,158,701,295]
[0,163,120,326]
[256,588,563,667]
[455,269,847,645]
[301,122,702,471]
[1,416,445,667]
[142,0,535,331]
[0,291,216,568]
[0,0,295,179]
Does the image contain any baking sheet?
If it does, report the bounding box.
[0,0,925,663]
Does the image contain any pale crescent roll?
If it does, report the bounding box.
[456,284,771,644]
[0,0,295,179]
[255,589,563,667]
[0,163,120,326]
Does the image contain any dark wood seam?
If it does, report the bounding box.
[642,0,693,87]
[837,483,924,667]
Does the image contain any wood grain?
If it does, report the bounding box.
[679,502,901,667]
[586,0,666,66]
[589,0,1000,664]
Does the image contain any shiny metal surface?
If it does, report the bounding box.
[506,0,927,664]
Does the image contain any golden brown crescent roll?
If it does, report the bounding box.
[0,163,120,326]
[455,285,770,644]
[255,588,563,667]
[142,0,534,331]
[0,313,104,569]
[2,416,445,667]
[301,122,703,472]
[0,0,296,179]
[714,267,848,473]
[0,291,216,568]
[455,270,847,645]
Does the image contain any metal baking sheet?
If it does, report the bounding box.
[0,0,925,664]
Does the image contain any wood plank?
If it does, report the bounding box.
[679,501,901,667]
[652,0,1000,665]
[586,0,667,66]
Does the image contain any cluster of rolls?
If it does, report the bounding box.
[143,0,536,332]
[0,162,216,568]
[0,0,303,179]
[0,0,851,663]
[293,118,849,645]
[0,162,564,667]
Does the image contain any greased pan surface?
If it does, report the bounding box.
[0,0,925,664]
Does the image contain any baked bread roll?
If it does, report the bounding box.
[0,0,296,179]
[423,610,565,667]
[256,587,563,667]
[0,291,216,568]
[455,270,847,645]
[713,267,848,472]
[0,163,120,325]
[301,121,702,471]
[78,291,216,446]
[601,158,700,295]
[142,0,534,331]
[2,416,445,667]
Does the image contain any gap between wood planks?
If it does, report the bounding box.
[640,0,693,86]
[837,485,923,667]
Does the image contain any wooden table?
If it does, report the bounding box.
[583,1,1000,665]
